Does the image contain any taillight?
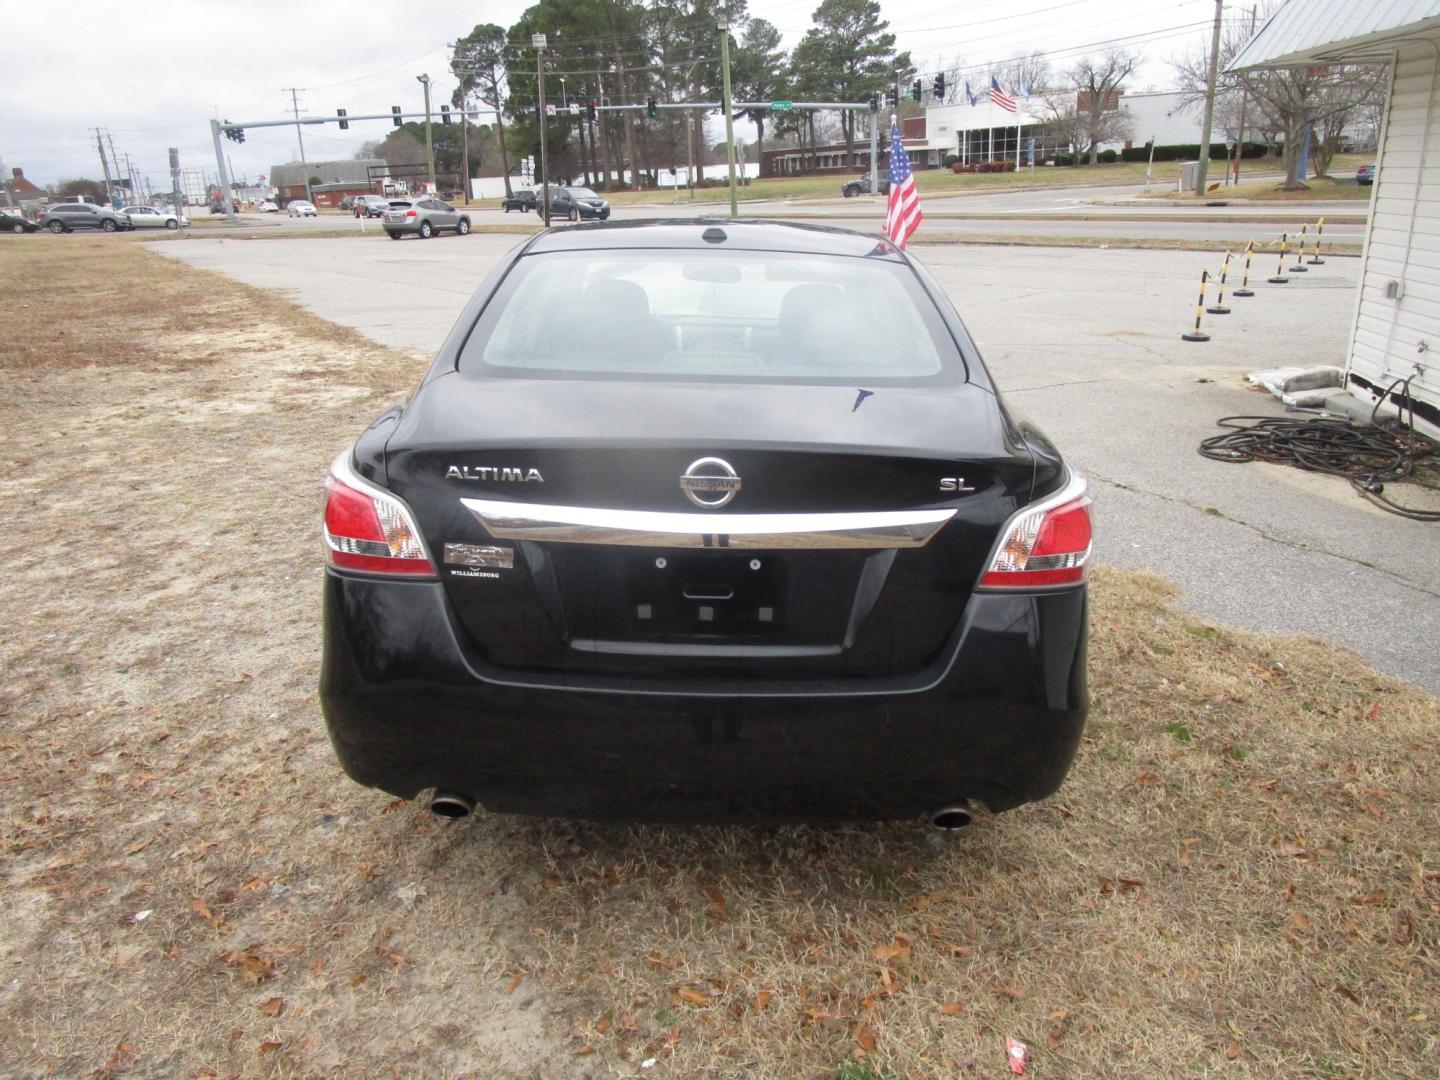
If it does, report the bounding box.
[323,452,435,575]
[978,475,1092,589]
[405,209,416,218]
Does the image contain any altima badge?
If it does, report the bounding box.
[446,465,544,482]
[680,457,741,508]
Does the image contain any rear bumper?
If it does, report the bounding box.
[319,572,1088,822]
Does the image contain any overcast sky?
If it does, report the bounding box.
[1,0,1228,189]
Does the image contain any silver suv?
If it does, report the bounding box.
[382,197,471,239]
[39,203,135,233]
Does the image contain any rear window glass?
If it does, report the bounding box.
[459,248,961,384]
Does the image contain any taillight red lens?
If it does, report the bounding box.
[979,482,1092,589]
[405,209,416,218]
[323,461,435,575]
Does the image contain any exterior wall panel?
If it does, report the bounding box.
[1348,45,1440,436]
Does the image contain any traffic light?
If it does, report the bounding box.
[869,94,879,111]
[934,74,946,101]
[337,107,349,130]
[911,79,922,102]
[391,106,402,127]
[886,88,898,108]
[587,99,598,122]
[222,122,245,143]
[647,97,658,119]
[441,104,451,125]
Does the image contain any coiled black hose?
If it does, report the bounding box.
[1198,378,1439,521]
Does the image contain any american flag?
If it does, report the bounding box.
[990,77,1018,113]
[884,119,922,249]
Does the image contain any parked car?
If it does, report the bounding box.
[540,185,610,221]
[0,209,39,233]
[319,221,1092,825]
[842,170,891,197]
[123,205,187,230]
[287,199,318,217]
[354,194,390,218]
[1356,162,1375,186]
[382,197,471,239]
[501,188,537,212]
[260,200,280,213]
[339,195,357,212]
[38,203,134,233]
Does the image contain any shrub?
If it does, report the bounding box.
[942,154,959,168]
[1119,141,1273,163]
[1098,148,1118,163]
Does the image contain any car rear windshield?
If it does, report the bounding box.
[459,248,964,384]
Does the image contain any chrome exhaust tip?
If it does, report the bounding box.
[930,802,975,831]
[428,790,476,819]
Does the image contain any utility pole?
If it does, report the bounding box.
[459,87,471,202]
[719,22,739,218]
[416,74,436,192]
[169,147,184,223]
[93,129,115,204]
[1194,0,1224,195]
[534,35,551,224]
[284,87,311,201]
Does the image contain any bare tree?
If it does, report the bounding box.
[990,51,1052,98]
[1066,49,1139,164]
[1171,13,1385,188]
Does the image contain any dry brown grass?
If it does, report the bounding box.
[0,240,1436,1080]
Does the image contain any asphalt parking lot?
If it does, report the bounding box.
[153,234,1440,692]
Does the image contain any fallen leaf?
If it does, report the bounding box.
[754,989,772,1012]
[678,987,710,1007]
[1134,772,1160,786]
[872,935,911,963]
[854,1024,877,1052]
[259,1041,282,1054]
[941,1002,963,1016]
[1335,984,1361,1005]
[1351,888,1386,905]
[506,971,524,995]
[259,997,284,1018]
[1226,1041,1241,1060]
[190,897,221,930]
[124,837,154,856]
[574,1046,596,1057]
[990,983,1026,1000]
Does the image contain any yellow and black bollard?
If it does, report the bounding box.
[1206,250,1233,314]
[1267,233,1290,284]
[1233,240,1256,297]
[1182,269,1211,342]
[1307,216,1326,265]
[1290,224,1309,272]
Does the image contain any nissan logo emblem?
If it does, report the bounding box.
[680,456,741,508]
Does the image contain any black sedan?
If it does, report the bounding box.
[1,210,39,233]
[319,221,1091,825]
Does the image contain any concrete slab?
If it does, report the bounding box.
[151,235,1440,693]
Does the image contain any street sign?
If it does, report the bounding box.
[770,100,793,111]
[545,104,556,116]
[568,104,580,115]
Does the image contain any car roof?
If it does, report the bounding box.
[523,219,906,260]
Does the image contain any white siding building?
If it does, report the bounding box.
[1107,91,1206,148]
[1233,0,1440,440]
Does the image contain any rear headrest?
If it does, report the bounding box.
[584,278,652,319]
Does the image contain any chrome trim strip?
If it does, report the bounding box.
[460,498,956,550]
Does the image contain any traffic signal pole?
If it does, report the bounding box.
[208,119,235,219]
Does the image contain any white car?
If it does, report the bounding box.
[261,200,279,213]
[123,205,187,230]
[287,200,317,217]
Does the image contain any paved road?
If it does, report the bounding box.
[152,235,1439,694]
[195,177,1368,244]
